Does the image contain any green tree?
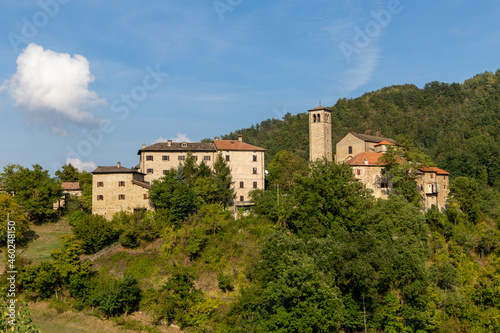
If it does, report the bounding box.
[449,176,481,223]
[72,214,119,254]
[290,159,371,237]
[0,194,32,246]
[0,164,62,223]
[149,169,198,225]
[78,171,93,212]
[212,153,234,207]
[267,150,307,192]
[55,163,79,182]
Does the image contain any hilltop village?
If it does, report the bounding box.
[91,105,450,218]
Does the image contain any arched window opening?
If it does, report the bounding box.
[317,114,321,122]
[313,114,316,122]
[348,146,353,154]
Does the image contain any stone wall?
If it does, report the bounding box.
[92,173,152,220]
[309,109,332,161]
[335,133,365,163]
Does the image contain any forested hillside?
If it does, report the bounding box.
[222,70,500,188]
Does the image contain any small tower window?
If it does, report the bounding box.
[313,114,316,122]
[348,146,353,154]
[317,114,320,122]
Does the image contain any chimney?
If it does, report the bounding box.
[238,134,243,142]
[142,143,146,149]
[363,159,368,165]
[215,137,219,141]
[117,161,121,168]
[167,140,172,147]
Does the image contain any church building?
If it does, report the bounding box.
[307,105,450,211]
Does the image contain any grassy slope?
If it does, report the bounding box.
[22,218,72,263]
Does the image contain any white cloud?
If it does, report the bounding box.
[5,43,106,136]
[66,158,96,172]
[152,133,192,144]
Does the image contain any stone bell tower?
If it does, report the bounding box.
[308,105,332,162]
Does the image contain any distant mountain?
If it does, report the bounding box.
[221,71,500,188]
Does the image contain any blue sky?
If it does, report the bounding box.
[1,0,500,174]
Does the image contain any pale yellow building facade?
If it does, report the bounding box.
[137,135,266,205]
[92,163,153,220]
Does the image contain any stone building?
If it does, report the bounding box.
[417,166,450,210]
[92,135,265,219]
[307,105,450,210]
[335,132,395,163]
[308,105,332,162]
[92,162,153,219]
[138,135,265,205]
[344,152,391,199]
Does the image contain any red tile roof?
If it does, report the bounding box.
[344,152,385,166]
[213,140,265,151]
[61,182,80,190]
[374,140,395,146]
[419,166,450,175]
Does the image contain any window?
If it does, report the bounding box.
[253,167,257,174]
[226,155,230,162]
[178,155,185,161]
[240,196,244,202]
[143,194,148,199]
[147,168,153,174]
[97,182,104,187]
[118,181,125,187]
[253,181,257,189]
[118,194,125,200]
[193,156,198,161]
[356,169,361,176]
[97,195,104,201]
[381,183,388,188]
[348,146,353,154]
[162,155,169,161]
[181,142,188,147]
[317,114,320,122]
[146,155,153,161]
[204,155,211,161]
[163,170,168,174]
[430,174,434,179]
[253,155,257,162]
[240,181,244,188]
[313,114,317,122]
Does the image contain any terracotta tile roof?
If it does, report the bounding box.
[419,166,450,175]
[92,166,144,175]
[214,140,266,151]
[61,182,80,190]
[344,152,385,166]
[308,105,330,112]
[138,142,217,154]
[374,140,396,146]
[350,133,396,144]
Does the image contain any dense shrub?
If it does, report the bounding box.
[72,214,119,254]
